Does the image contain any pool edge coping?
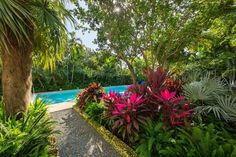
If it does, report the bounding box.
[47,101,75,113]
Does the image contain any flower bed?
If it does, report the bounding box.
[75,67,236,157]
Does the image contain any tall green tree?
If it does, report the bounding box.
[73,0,234,84]
[184,2,236,77]
[0,0,72,116]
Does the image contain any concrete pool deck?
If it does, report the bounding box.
[47,101,75,112]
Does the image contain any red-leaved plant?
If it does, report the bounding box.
[145,66,170,93]
[102,92,149,143]
[127,83,148,96]
[150,88,192,127]
[76,83,104,111]
[145,66,184,94]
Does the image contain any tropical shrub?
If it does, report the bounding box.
[150,88,193,127]
[84,101,105,124]
[0,100,57,157]
[145,66,184,94]
[178,123,236,157]
[183,74,236,122]
[103,92,149,143]
[198,95,236,122]
[76,82,104,111]
[127,83,148,96]
[183,75,227,104]
[145,66,170,93]
[135,121,182,157]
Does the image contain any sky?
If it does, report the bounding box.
[65,1,98,50]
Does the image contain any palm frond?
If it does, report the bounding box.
[32,0,74,70]
[183,76,227,105]
[0,0,32,52]
[216,95,236,122]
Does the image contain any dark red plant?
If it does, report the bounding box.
[76,82,104,111]
[127,83,148,96]
[145,66,170,93]
[150,88,192,127]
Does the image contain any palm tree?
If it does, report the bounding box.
[0,0,72,117]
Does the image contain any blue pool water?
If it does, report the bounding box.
[36,85,128,104]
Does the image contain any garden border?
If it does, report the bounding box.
[73,105,138,157]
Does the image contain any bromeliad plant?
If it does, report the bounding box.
[103,92,149,143]
[76,82,104,111]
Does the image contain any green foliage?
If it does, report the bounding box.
[84,101,105,124]
[0,99,57,157]
[136,122,236,157]
[212,95,236,122]
[183,75,227,104]
[183,1,236,78]
[178,123,236,157]
[183,73,236,122]
[32,40,133,92]
[135,121,180,157]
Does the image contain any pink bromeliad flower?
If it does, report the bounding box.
[160,89,176,100]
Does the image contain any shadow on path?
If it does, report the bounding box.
[51,109,120,157]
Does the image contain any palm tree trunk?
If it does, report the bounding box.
[1,41,33,117]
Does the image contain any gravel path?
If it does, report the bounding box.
[51,109,120,157]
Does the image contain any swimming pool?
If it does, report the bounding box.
[36,85,128,104]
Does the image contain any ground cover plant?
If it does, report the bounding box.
[79,66,236,157]
[0,99,57,157]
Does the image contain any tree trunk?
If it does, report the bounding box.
[126,61,137,85]
[71,64,75,83]
[2,41,33,117]
[118,54,137,85]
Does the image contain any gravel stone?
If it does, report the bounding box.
[51,109,120,157]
